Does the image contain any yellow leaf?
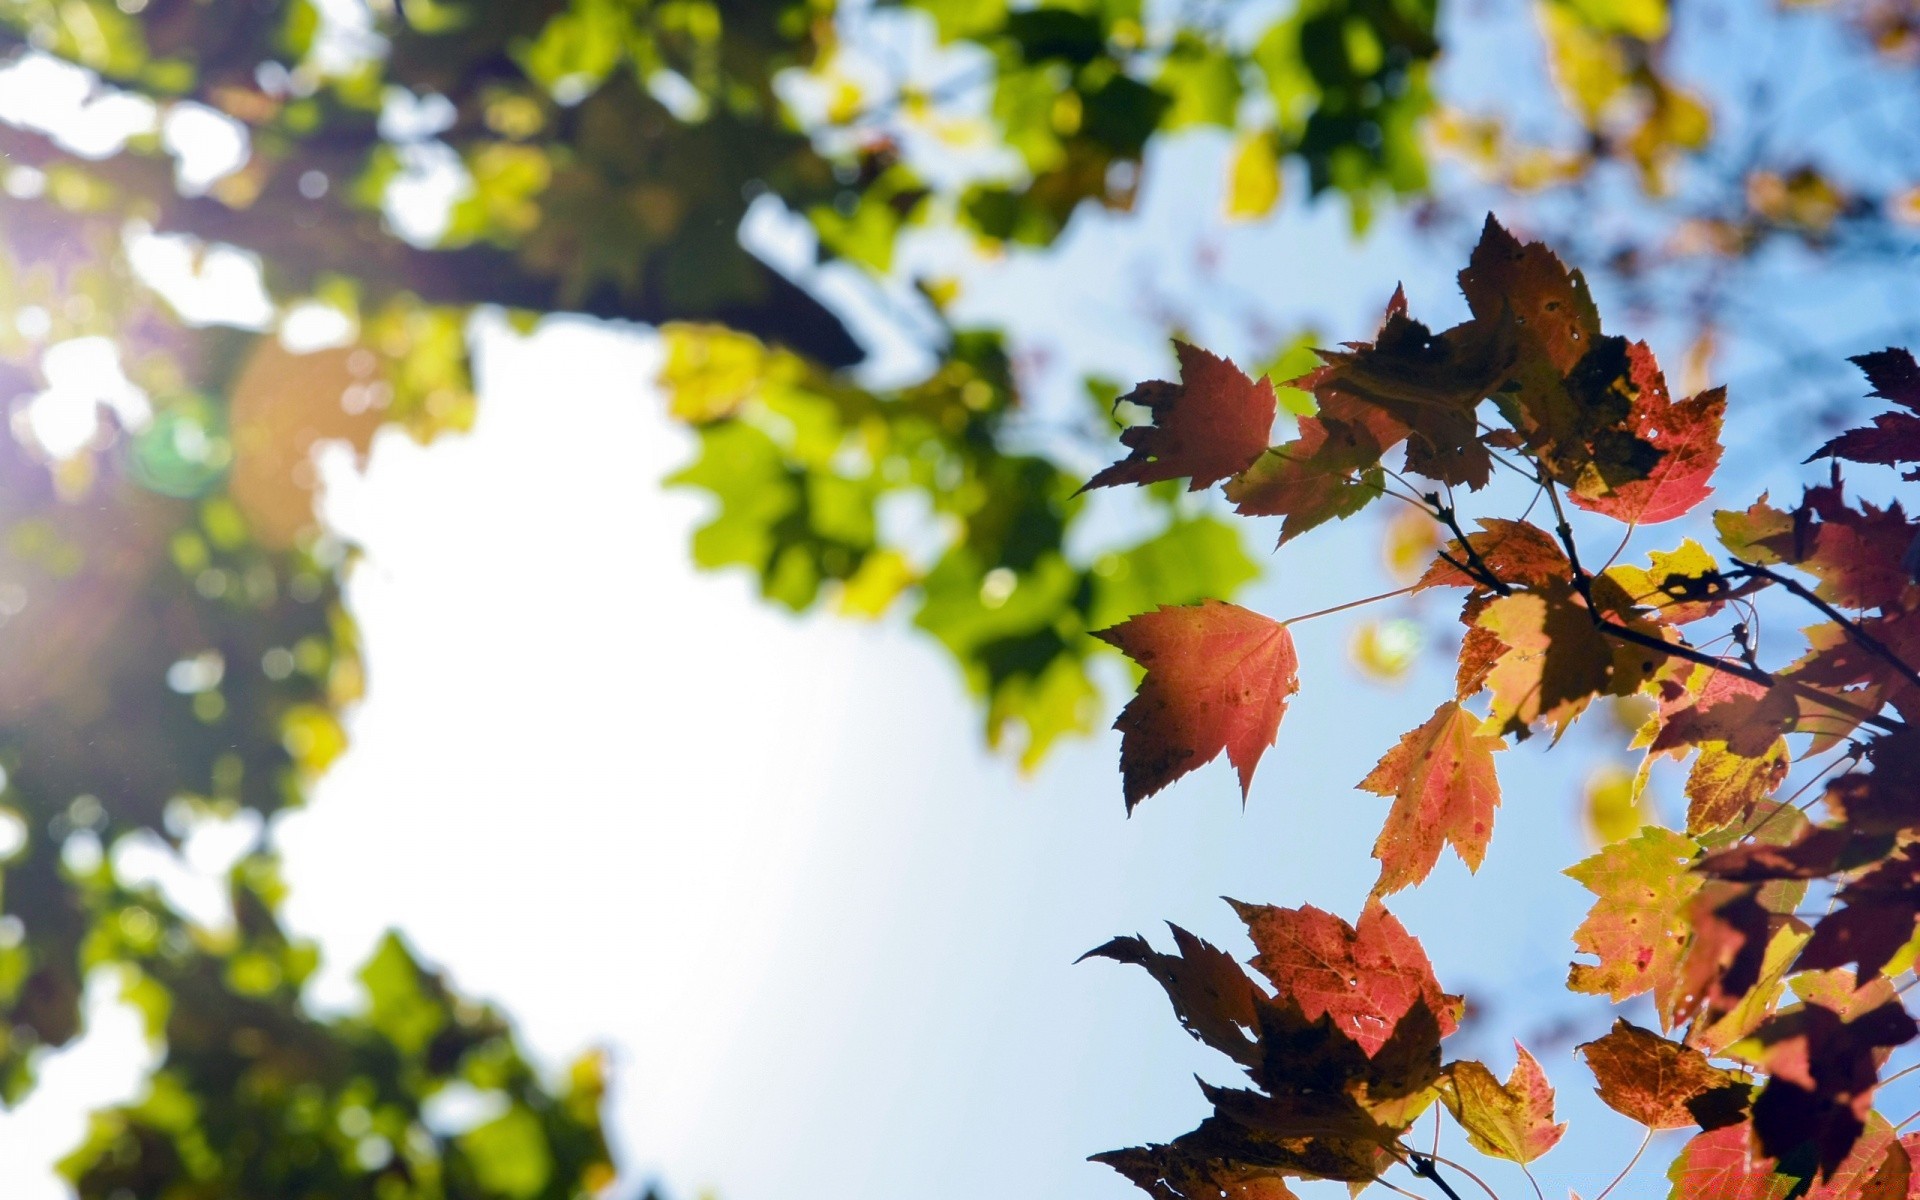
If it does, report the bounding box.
[1226,130,1282,221]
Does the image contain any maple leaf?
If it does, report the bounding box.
[1796,847,1920,982]
[1477,585,1616,738]
[1085,341,1278,492]
[1685,919,1814,1057]
[1577,1018,1751,1129]
[1808,349,1920,474]
[1568,342,1726,525]
[1455,623,1505,699]
[1804,1114,1913,1200]
[1742,999,1918,1175]
[1671,882,1775,1032]
[1606,538,1736,626]
[1565,825,1702,1010]
[1231,900,1460,1057]
[1358,701,1504,897]
[1414,518,1570,592]
[1697,826,1887,884]
[1225,393,1403,544]
[1298,294,1512,490]
[1094,922,1445,1199]
[1081,924,1263,1067]
[1457,214,1602,374]
[1668,1124,1796,1200]
[1094,1144,1303,1200]
[1686,739,1790,833]
[1437,1042,1566,1164]
[1095,601,1301,810]
[1821,732,1920,834]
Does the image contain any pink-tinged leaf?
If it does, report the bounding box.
[1230,900,1461,1056]
[1096,601,1300,810]
[1359,701,1503,897]
[1438,1042,1566,1164]
[1669,1125,1795,1200]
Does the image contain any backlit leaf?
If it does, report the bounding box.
[1086,342,1278,492]
[1358,701,1504,896]
[1438,1043,1567,1164]
[1566,825,1702,1008]
[1231,900,1461,1056]
[1096,601,1300,809]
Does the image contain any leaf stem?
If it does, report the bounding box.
[1593,1129,1652,1200]
[1519,1163,1546,1200]
[1280,585,1419,627]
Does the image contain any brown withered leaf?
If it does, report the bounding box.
[1578,1018,1751,1130]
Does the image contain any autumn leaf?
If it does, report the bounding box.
[1081,925,1263,1067]
[1478,585,1616,738]
[1566,825,1702,1010]
[1438,1043,1566,1164]
[1577,1018,1750,1129]
[1095,1146,1303,1200]
[1415,518,1570,592]
[1569,342,1726,525]
[1358,701,1503,896]
[1796,847,1920,982]
[1808,349,1920,474]
[1685,918,1814,1057]
[1686,739,1790,833]
[1095,601,1301,810]
[1295,293,1511,490]
[1225,395,1402,544]
[1606,538,1734,625]
[1231,900,1461,1056]
[1085,341,1278,492]
[1457,214,1601,373]
[1741,1000,1918,1175]
[1804,1113,1912,1200]
[1668,1124,1795,1200]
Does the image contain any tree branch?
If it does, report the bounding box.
[0,115,865,366]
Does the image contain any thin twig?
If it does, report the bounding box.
[1732,559,1920,694]
[1280,585,1419,627]
[1594,1129,1653,1200]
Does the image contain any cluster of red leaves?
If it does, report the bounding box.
[1084,219,1920,1196]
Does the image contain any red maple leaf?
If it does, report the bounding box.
[1230,900,1461,1056]
[1096,601,1300,809]
[1085,341,1278,492]
[1569,342,1726,525]
[1808,349,1920,473]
